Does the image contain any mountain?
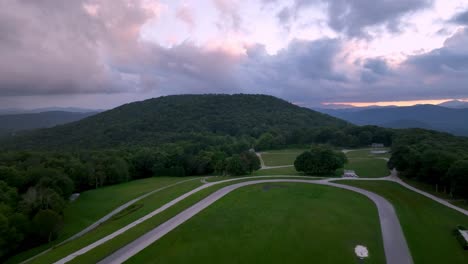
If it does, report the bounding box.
[438,100,468,109]
[0,107,103,115]
[2,94,349,150]
[316,105,468,136]
[0,111,99,135]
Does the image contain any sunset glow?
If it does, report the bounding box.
[323,99,468,108]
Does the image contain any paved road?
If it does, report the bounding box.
[98,179,413,264]
[337,169,468,216]
[53,176,322,264]
[22,177,201,264]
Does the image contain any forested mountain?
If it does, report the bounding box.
[316,105,468,136]
[0,111,98,136]
[2,94,352,150]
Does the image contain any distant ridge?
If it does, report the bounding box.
[316,104,468,136]
[0,111,98,136]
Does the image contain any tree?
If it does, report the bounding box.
[294,146,347,175]
[446,160,468,199]
[255,133,275,151]
[32,209,62,242]
[240,151,261,174]
[225,155,247,176]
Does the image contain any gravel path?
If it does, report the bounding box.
[98,179,412,264]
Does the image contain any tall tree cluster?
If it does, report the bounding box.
[389,129,468,199]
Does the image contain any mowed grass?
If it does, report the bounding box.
[126,183,385,264]
[344,159,390,178]
[18,179,204,264]
[260,149,306,166]
[338,180,468,264]
[66,178,326,263]
[345,149,391,159]
[260,149,389,178]
[7,177,200,264]
[253,166,300,176]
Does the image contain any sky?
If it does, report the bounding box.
[1,0,468,109]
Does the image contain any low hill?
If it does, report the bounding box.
[2,94,349,150]
[317,105,468,136]
[0,111,98,136]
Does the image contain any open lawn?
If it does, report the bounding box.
[27,178,322,264]
[344,158,390,178]
[260,148,389,178]
[7,177,201,264]
[345,149,391,159]
[260,149,306,166]
[13,179,203,264]
[338,180,468,264]
[253,166,300,176]
[126,183,385,264]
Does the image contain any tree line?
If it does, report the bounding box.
[389,129,468,199]
[0,140,260,260]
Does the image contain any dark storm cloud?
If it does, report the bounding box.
[0,0,159,96]
[405,28,468,74]
[1,0,467,109]
[236,38,350,104]
[450,9,468,25]
[273,0,432,37]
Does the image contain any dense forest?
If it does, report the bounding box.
[0,95,396,151]
[1,94,467,260]
[389,129,468,199]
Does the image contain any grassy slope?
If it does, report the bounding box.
[13,180,203,264]
[7,177,200,263]
[126,183,385,264]
[339,180,468,264]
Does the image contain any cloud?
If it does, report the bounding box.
[212,0,242,32]
[176,4,196,30]
[0,0,162,96]
[274,0,432,37]
[450,9,468,25]
[1,0,467,109]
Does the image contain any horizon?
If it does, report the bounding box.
[1,1,468,109]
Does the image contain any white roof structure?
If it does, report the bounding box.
[343,170,358,178]
[355,245,369,259]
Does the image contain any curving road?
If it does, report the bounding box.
[22,177,202,264]
[98,179,413,264]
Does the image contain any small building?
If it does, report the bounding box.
[343,170,358,178]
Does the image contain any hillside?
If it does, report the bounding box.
[317,105,468,136]
[0,111,98,136]
[2,94,350,150]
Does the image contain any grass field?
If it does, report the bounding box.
[259,148,389,178]
[338,180,468,264]
[260,149,307,166]
[25,177,322,264]
[12,179,204,264]
[344,158,389,178]
[253,166,300,176]
[7,177,201,264]
[126,183,385,264]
